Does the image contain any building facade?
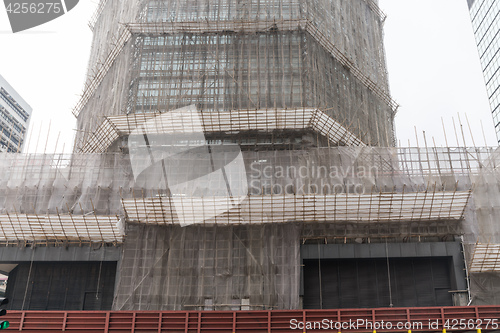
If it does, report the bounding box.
[0,75,32,152]
[73,0,397,151]
[467,0,500,143]
[0,0,498,312]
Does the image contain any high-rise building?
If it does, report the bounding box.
[0,75,32,152]
[467,0,500,143]
[73,0,397,151]
[1,0,500,322]
[72,0,401,310]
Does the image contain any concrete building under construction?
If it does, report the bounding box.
[0,0,500,323]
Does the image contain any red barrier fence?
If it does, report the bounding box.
[3,306,500,332]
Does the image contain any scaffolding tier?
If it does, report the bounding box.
[470,243,500,273]
[0,214,121,244]
[122,191,471,226]
[0,146,496,244]
[78,107,365,153]
[74,18,396,119]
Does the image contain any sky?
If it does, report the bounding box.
[0,0,497,154]
[380,0,497,147]
[0,1,99,154]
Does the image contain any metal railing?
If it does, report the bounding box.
[4,306,500,332]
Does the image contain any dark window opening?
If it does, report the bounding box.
[303,257,453,309]
[4,262,116,311]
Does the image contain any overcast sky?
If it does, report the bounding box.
[380,0,497,147]
[0,0,497,154]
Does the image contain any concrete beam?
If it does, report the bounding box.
[0,245,121,262]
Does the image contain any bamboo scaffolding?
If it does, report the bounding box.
[72,28,131,117]
[88,0,109,31]
[0,146,493,244]
[122,19,397,111]
[74,15,397,119]
[0,214,122,243]
[77,107,365,153]
[363,0,387,22]
[470,243,500,272]
[122,190,471,225]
